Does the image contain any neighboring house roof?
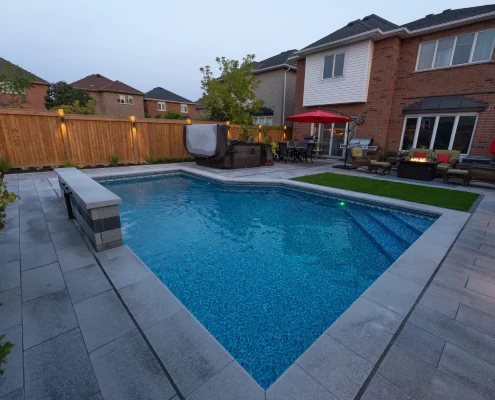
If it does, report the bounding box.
[195,100,205,110]
[301,15,398,51]
[403,95,488,114]
[0,57,49,84]
[71,74,143,95]
[296,5,495,56]
[144,87,195,104]
[403,5,495,30]
[253,50,298,73]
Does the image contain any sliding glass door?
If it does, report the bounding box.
[400,114,477,154]
[317,122,355,158]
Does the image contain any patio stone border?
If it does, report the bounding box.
[77,166,470,399]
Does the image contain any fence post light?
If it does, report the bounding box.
[283,125,287,140]
[129,115,138,161]
[186,118,192,125]
[226,120,231,138]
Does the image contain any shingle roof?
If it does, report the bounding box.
[253,50,298,71]
[302,14,398,50]
[403,95,488,114]
[402,5,495,31]
[144,87,194,103]
[70,74,143,95]
[0,57,48,83]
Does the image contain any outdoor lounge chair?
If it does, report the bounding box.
[467,165,495,185]
[433,150,460,176]
[349,148,391,175]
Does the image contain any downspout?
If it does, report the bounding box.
[282,66,291,124]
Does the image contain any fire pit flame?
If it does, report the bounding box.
[409,157,429,162]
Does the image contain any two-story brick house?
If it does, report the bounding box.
[0,57,50,110]
[144,87,195,118]
[71,74,145,117]
[292,5,495,157]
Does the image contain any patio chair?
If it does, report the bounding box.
[467,165,495,186]
[278,142,289,164]
[300,143,316,164]
[349,148,391,175]
[433,150,460,176]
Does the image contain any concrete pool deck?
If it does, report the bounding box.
[1,161,495,400]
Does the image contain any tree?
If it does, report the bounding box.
[44,81,93,111]
[0,62,34,108]
[199,55,263,124]
[57,99,97,115]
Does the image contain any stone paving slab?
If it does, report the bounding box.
[90,329,176,400]
[0,287,21,332]
[64,263,112,304]
[21,262,65,302]
[0,325,23,397]
[361,373,415,400]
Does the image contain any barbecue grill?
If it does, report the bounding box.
[183,124,263,169]
[340,138,377,152]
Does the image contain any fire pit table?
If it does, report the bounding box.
[397,159,438,181]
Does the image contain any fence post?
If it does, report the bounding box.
[58,109,72,162]
[130,115,138,162]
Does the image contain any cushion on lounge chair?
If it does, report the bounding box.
[437,154,450,163]
[437,163,451,171]
[414,152,426,158]
[351,148,363,158]
[446,169,468,175]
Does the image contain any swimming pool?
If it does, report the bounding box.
[101,172,436,389]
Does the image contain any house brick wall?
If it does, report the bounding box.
[294,19,495,155]
[87,91,145,117]
[0,82,48,110]
[144,100,195,118]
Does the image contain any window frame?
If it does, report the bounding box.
[322,52,345,80]
[157,102,166,112]
[399,113,478,154]
[180,104,188,114]
[117,94,134,105]
[415,28,495,71]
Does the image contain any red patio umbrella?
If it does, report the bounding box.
[287,110,353,124]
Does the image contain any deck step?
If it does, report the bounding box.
[345,208,409,261]
[367,210,421,245]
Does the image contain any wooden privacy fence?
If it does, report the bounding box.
[0,109,293,168]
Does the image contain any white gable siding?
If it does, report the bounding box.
[303,40,374,106]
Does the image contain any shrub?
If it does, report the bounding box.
[155,115,162,119]
[0,155,11,174]
[144,112,151,118]
[62,160,74,168]
[164,111,182,120]
[57,99,97,115]
[0,334,14,376]
[109,155,119,166]
[0,179,18,230]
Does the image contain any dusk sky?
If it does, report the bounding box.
[3,0,492,102]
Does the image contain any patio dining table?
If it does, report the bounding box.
[287,145,307,162]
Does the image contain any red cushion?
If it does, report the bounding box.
[414,152,426,158]
[437,154,450,163]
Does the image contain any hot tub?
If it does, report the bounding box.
[184,124,263,169]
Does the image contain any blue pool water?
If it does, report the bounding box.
[101,173,436,388]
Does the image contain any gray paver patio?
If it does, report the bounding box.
[1,163,495,399]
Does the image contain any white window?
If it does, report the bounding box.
[158,102,166,111]
[117,94,134,104]
[180,104,188,113]
[323,53,345,79]
[252,116,273,126]
[400,114,478,154]
[417,29,495,71]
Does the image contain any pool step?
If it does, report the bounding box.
[344,208,409,261]
[367,210,421,245]
[393,212,434,233]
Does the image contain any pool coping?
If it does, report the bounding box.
[83,166,470,399]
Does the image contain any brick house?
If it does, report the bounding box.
[144,87,195,118]
[252,50,298,126]
[292,5,495,157]
[71,74,144,117]
[0,57,49,110]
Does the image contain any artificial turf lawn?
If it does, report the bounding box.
[293,173,479,211]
